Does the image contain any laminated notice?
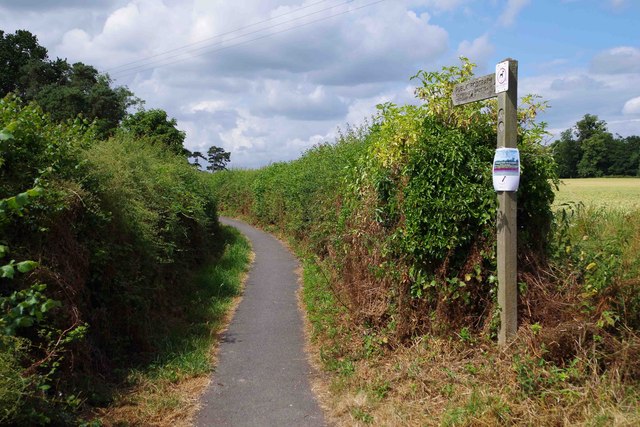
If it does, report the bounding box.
[493,148,520,192]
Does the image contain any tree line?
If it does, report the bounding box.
[0,29,230,171]
[551,114,640,178]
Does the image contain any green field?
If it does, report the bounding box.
[554,177,640,210]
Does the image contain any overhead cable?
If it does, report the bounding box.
[110,0,386,79]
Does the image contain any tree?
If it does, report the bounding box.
[1,29,138,138]
[551,114,614,178]
[577,131,613,177]
[605,136,637,176]
[119,109,187,156]
[0,29,48,96]
[189,151,206,169]
[551,129,582,178]
[206,146,231,171]
[575,114,607,142]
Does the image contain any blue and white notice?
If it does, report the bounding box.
[492,148,520,192]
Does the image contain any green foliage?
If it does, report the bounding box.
[0,335,29,424]
[84,134,217,266]
[551,204,640,329]
[1,93,220,423]
[513,354,583,398]
[0,95,92,198]
[366,109,496,268]
[0,283,61,336]
[119,108,187,155]
[441,390,511,426]
[552,114,640,178]
[99,226,251,425]
[206,145,231,172]
[330,58,556,331]
[0,29,137,138]
[0,29,48,96]
[211,124,367,250]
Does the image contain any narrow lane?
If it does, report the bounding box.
[195,217,325,426]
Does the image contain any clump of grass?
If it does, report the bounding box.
[95,225,252,426]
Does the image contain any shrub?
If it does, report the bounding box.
[1,95,220,422]
[326,59,556,335]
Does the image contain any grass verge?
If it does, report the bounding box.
[301,243,640,426]
[93,225,252,426]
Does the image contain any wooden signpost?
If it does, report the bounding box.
[453,59,519,346]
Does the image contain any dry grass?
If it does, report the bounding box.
[554,178,640,211]
[97,376,210,427]
[302,256,640,427]
[306,329,640,426]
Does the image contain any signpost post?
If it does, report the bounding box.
[452,58,519,346]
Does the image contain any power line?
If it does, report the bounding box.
[106,0,344,72]
[111,0,386,79]
[109,0,359,76]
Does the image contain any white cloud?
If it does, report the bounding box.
[549,75,605,91]
[623,96,640,115]
[522,67,640,139]
[591,46,640,74]
[457,34,494,70]
[188,100,228,114]
[499,0,531,27]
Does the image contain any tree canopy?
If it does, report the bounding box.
[206,146,231,171]
[119,109,187,155]
[551,114,640,178]
[1,29,137,138]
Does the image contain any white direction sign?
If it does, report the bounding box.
[495,61,509,93]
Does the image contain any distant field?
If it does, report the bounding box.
[553,177,640,210]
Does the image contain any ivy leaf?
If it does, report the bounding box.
[1,264,15,279]
[15,192,29,208]
[15,316,34,328]
[0,129,13,141]
[0,245,8,259]
[41,299,60,313]
[26,187,44,198]
[16,260,38,273]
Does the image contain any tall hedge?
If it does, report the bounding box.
[0,96,219,424]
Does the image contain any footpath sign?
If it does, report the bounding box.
[453,59,519,346]
[452,74,495,106]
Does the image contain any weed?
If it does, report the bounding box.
[369,380,391,401]
[351,407,374,424]
[464,363,479,376]
[441,390,511,427]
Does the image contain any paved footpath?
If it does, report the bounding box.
[195,217,326,427]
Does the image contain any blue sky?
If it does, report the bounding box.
[0,0,638,167]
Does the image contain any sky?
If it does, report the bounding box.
[0,0,639,168]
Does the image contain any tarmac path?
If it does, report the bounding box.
[195,217,326,427]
